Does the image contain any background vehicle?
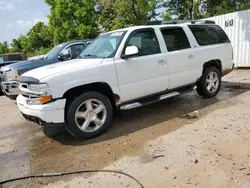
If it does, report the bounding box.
[17,20,234,139]
[0,53,27,64]
[0,53,27,95]
[0,39,92,99]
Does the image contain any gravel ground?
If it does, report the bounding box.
[0,69,250,188]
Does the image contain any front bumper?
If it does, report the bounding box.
[16,94,66,125]
[1,81,19,96]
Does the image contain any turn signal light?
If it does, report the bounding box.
[38,96,52,103]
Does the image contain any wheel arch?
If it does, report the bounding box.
[63,82,120,109]
[202,59,222,74]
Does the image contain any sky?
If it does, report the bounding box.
[0,0,50,44]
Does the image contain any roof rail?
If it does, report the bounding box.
[145,20,215,25]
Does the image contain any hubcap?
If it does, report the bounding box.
[206,71,219,93]
[75,99,107,133]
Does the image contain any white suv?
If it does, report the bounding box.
[16,20,234,139]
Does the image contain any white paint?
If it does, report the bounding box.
[124,46,139,56]
[16,94,66,123]
[18,23,234,124]
[204,10,250,67]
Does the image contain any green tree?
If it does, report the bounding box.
[97,0,162,31]
[211,0,250,16]
[18,35,30,53]
[27,22,53,51]
[161,0,206,20]
[10,39,23,53]
[161,0,250,20]
[45,0,99,45]
[0,41,10,54]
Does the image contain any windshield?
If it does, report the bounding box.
[45,43,66,59]
[79,31,127,58]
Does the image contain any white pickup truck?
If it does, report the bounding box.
[16,20,234,139]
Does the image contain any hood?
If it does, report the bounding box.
[22,58,103,80]
[0,61,19,68]
[4,59,51,74]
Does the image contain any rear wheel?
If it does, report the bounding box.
[197,67,221,98]
[65,92,113,139]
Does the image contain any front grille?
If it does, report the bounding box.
[0,71,6,82]
[19,83,40,99]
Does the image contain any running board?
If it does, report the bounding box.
[120,91,180,110]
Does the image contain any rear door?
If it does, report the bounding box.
[160,27,197,89]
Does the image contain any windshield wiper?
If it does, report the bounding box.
[81,54,98,58]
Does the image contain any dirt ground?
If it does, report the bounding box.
[1,69,250,188]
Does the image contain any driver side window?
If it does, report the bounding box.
[125,30,161,57]
[60,44,85,60]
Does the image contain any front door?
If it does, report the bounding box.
[115,29,169,102]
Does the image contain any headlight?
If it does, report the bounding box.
[5,69,19,81]
[28,84,51,96]
[20,83,52,105]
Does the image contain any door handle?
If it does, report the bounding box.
[158,59,166,65]
[188,54,194,59]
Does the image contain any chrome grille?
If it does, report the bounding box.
[0,71,6,82]
[19,83,40,99]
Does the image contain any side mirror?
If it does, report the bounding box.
[122,46,139,59]
[58,49,71,61]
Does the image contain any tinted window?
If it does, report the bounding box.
[8,54,22,61]
[188,25,230,46]
[160,28,191,52]
[125,30,161,56]
[62,44,85,59]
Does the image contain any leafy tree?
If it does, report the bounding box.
[211,0,250,16]
[45,0,99,44]
[27,22,53,51]
[161,0,250,20]
[10,39,23,53]
[97,0,162,31]
[0,41,10,54]
[161,0,206,20]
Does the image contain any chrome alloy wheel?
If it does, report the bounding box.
[206,71,219,93]
[75,99,107,133]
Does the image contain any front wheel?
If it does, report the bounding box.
[65,92,113,139]
[197,67,221,98]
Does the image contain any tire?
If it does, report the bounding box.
[196,67,221,98]
[8,95,17,100]
[65,92,113,139]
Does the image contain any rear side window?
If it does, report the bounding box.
[8,54,22,61]
[188,25,230,46]
[160,28,191,52]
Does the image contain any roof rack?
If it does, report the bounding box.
[145,20,215,25]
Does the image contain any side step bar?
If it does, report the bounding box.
[120,91,180,110]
